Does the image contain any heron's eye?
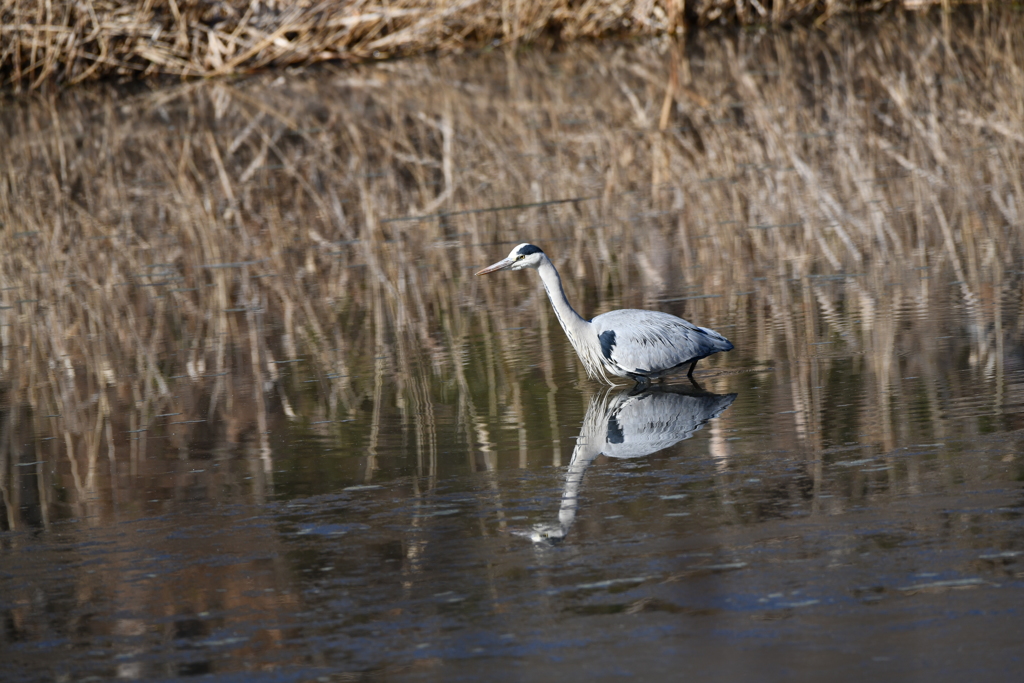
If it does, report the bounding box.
[517,255,525,260]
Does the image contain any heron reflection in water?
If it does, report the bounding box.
[522,385,737,543]
[476,243,734,388]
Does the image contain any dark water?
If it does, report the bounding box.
[4,13,1024,683]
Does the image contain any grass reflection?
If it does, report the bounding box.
[0,12,1023,535]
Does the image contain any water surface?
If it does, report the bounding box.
[2,11,1024,682]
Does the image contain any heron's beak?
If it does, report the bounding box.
[475,257,514,276]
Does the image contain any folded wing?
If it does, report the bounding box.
[591,309,733,377]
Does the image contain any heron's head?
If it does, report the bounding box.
[475,243,546,275]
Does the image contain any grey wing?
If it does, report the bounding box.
[592,309,733,376]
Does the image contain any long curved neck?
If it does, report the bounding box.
[536,257,589,339]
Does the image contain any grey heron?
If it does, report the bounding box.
[476,243,734,387]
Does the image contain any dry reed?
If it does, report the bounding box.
[0,8,1022,528]
[0,0,988,92]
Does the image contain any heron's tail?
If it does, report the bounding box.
[698,326,734,352]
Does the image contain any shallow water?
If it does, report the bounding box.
[5,334,1024,682]
[3,11,1024,682]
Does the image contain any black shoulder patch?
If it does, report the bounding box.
[598,330,616,361]
[517,244,544,256]
[607,415,625,444]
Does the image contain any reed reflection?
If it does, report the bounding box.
[0,9,1020,533]
[523,385,736,542]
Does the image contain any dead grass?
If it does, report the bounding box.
[0,9,1022,522]
[0,0,991,92]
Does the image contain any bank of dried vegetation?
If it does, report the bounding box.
[0,0,991,92]
[0,9,1022,522]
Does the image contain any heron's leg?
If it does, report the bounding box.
[687,360,698,379]
[628,373,651,395]
[629,378,651,396]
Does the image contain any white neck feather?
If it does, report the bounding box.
[535,257,606,380]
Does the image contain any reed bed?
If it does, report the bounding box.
[0,0,987,92]
[0,9,1022,528]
